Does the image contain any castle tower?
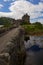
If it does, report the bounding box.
[22,13,30,24]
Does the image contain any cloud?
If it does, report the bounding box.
[3,0,11,2]
[0,0,43,23]
[0,4,3,8]
[38,18,43,24]
[40,0,43,2]
[3,0,26,2]
[9,1,43,19]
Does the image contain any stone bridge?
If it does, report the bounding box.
[0,26,26,65]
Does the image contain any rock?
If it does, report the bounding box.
[0,53,10,65]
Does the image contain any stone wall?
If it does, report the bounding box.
[0,27,26,65]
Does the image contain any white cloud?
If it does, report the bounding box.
[9,1,43,19]
[3,0,26,2]
[12,0,15,1]
[0,12,13,18]
[38,18,43,24]
[0,0,43,23]
[0,4,3,8]
[3,0,10,2]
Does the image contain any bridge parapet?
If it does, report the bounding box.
[0,27,26,65]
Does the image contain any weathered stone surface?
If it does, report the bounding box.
[0,53,10,65]
[9,28,26,65]
[0,27,26,65]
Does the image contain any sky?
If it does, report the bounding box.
[0,0,43,23]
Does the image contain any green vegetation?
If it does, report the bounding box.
[0,17,13,28]
[21,21,30,25]
[21,22,43,35]
[0,17,15,34]
[0,17,43,35]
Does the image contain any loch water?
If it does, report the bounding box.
[24,36,43,65]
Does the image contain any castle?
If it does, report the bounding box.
[22,13,30,24]
[12,14,30,26]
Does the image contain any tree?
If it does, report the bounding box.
[0,17,12,28]
[34,22,42,29]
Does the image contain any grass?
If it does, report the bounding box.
[21,24,43,36]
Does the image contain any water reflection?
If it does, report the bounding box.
[24,36,43,49]
[24,36,43,65]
